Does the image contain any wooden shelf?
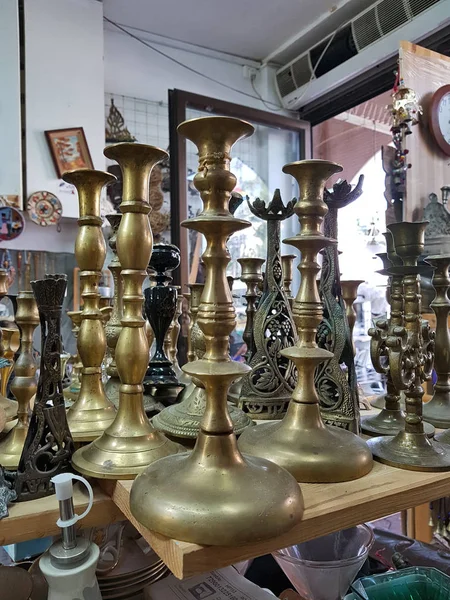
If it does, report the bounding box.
[1,482,124,546]
[103,462,450,579]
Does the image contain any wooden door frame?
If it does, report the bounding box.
[168,89,310,289]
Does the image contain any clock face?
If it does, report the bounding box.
[438,92,450,145]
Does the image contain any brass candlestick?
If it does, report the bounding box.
[238,257,264,360]
[153,279,252,438]
[131,116,303,545]
[64,311,82,404]
[72,143,180,479]
[0,291,39,468]
[168,292,189,384]
[367,222,450,471]
[0,269,17,422]
[239,160,373,482]
[0,328,20,397]
[281,254,296,307]
[228,257,264,404]
[363,236,433,437]
[64,170,117,442]
[340,280,363,340]
[104,214,123,408]
[423,255,450,429]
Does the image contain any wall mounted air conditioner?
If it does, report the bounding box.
[276,0,450,110]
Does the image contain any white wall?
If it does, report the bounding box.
[25,0,105,220]
[0,0,22,202]
[104,26,282,112]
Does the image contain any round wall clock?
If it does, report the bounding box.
[27,191,62,227]
[429,84,450,156]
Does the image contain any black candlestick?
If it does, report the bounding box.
[143,244,183,405]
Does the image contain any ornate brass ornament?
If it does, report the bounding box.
[363,234,433,437]
[104,214,123,408]
[315,177,364,433]
[238,191,297,419]
[131,117,304,545]
[15,274,74,501]
[239,160,373,482]
[105,98,136,144]
[0,269,18,422]
[367,222,450,471]
[72,143,180,479]
[64,170,117,441]
[424,255,450,430]
[0,290,39,468]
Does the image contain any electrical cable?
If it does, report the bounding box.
[104,16,287,111]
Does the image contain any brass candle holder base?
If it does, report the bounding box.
[131,361,303,545]
[153,382,252,439]
[70,413,182,479]
[239,386,372,483]
[371,394,406,410]
[368,432,450,471]
[0,395,17,423]
[361,410,435,438]
[0,427,27,468]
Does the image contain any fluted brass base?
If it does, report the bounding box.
[0,425,27,468]
[362,409,435,438]
[422,392,450,429]
[368,432,450,471]
[153,382,253,439]
[130,431,304,546]
[71,394,182,479]
[238,402,373,482]
[435,428,450,444]
[0,395,17,423]
[67,374,116,442]
[371,394,406,410]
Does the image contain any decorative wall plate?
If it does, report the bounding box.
[27,191,62,227]
[0,206,25,241]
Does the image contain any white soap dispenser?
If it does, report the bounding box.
[39,473,102,600]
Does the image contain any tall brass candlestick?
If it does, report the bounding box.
[368,222,450,471]
[281,254,296,307]
[72,143,180,479]
[0,290,39,467]
[64,170,117,442]
[131,117,303,545]
[423,255,450,429]
[104,214,123,408]
[0,269,17,422]
[238,257,264,361]
[0,329,20,397]
[239,160,373,482]
[340,280,363,340]
[363,237,433,436]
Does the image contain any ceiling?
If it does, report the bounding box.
[103,0,376,64]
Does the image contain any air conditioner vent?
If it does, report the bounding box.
[276,67,297,98]
[352,7,381,51]
[291,54,312,88]
[408,0,440,18]
[378,0,409,35]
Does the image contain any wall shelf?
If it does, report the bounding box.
[102,462,450,579]
[2,461,450,580]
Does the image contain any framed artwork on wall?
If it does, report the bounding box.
[45,127,94,177]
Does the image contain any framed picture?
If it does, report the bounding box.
[45,127,93,178]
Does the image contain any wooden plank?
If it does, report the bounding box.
[105,462,450,579]
[0,482,124,545]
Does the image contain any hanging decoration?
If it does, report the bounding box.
[105,98,136,144]
[27,191,62,229]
